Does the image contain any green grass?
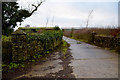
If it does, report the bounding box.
[77,42,81,44]
[62,40,68,47]
[61,40,69,59]
[71,37,89,43]
[2,62,25,70]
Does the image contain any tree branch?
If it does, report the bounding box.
[30,0,45,16]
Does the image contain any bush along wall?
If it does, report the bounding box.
[11,29,63,62]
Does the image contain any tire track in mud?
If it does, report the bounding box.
[41,48,76,78]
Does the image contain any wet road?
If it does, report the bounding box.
[6,36,118,80]
[64,36,118,78]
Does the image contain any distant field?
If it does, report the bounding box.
[63,27,120,39]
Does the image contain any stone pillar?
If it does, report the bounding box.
[91,32,96,43]
[11,29,26,62]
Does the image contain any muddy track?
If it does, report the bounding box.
[15,48,76,80]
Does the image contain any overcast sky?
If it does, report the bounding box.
[16,0,119,29]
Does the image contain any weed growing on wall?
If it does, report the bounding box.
[2,29,64,71]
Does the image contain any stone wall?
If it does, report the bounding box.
[11,30,63,62]
[94,35,120,52]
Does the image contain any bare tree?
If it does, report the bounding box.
[51,16,54,27]
[45,16,49,27]
[27,4,34,13]
[86,9,94,28]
